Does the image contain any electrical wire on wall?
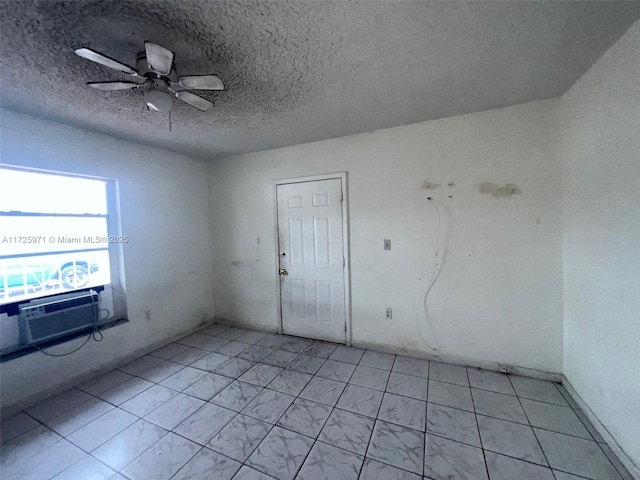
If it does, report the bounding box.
[416,197,444,352]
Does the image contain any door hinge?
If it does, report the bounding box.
[343,257,345,267]
[340,191,344,202]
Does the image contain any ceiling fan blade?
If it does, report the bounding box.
[75,48,138,76]
[87,81,146,91]
[145,42,174,75]
[178,74,225,91]
[176,91,213,111]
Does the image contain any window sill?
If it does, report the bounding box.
[0,317,128,363]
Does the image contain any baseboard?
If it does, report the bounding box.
[0,318,219,420]
[561,378,639,479]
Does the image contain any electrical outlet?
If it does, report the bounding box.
[145,310,152,321]
[385,308,392,319]
[384,239,391,250]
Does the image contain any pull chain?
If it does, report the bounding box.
[169,110,172,132]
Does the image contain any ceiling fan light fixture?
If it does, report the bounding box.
[145,89,173,112]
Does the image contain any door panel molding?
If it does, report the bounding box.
[273,172,351,345]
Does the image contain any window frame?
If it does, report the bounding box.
[0,165,128,357]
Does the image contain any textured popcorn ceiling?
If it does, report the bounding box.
[1,1,639,161]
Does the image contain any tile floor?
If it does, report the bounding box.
[0,323,632,480]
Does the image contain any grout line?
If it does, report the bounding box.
[466,365,492,480]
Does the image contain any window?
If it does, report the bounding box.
[0,166,125,320]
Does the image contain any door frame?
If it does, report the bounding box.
[273,172,352,346]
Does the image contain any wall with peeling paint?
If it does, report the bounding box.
[559,21,640,472]
[0,110,215,412]
[208,99,564,374]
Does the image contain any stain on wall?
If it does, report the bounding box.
[478,182,521,197]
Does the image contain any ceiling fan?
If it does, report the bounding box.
[74,42,225,112]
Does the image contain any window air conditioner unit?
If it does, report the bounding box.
[19,290,99,346]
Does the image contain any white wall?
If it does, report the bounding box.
[208,99,564,374]
[0,109,215,412]
[559,21,640,471]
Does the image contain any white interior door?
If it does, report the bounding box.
[277,178,346,343]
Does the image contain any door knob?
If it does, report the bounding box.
[280,252,286,258]
[279,269,288,276]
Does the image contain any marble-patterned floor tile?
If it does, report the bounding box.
[426,403,481,447]
[66,408,137,452]
[92,419,167,470]
[0,412,40,445]
[509,376,567,406]
[144,393,205,430]
[242,388,295,424]
[136,360,185,383]
[121,432,200,480]
[278,338,312,353]
[297,441,363,480]
[26,389,93,423]
[318,408,374,456]
[160,366,208,392]
[378,393,426,431]
[467,368,515,395]
[215,340,252,356]
[237,345,274,362]
[260,349,299,367]
[211,381,264,411]
[277,398,332,437]
[424,434,488,480]
[329,346,365,364]
[359,351,395,371]
[428,380,474,412]
[303,341,338,358]
[182,372,234,400]
[207,414,272,462]
[173,402,236,445]
[535,428,621,480]
[247,426,313,480]
[367,420,424,475]
[553,471,592,480]
[236,331,269,344]
[172,447,241,480]
[239,363,283,387]
[267,369,313,396]
[197,336,231,352]
[477,415,547,465]
[1,424,62,469]
[349,365,390,391]
[215,357,256,378]
[97,377,154,406]
[485,451,555,480]
[46,396,114,437]
[471,388,528,423]
[199,324,230,336]
[337,384,384,418]
[119,385,177,417]
[300,377,346,406]
[170,347,210,366]
[429,362,469,386]
[191,352,232,372]
[1,438,85,480]
[317,359,357,382]
[392,356,429,378]
[520,398,591,439]
[117,355,166,377]
[176,332,210,347]
[232,465,277,479]
[150,342,191,360]
[51,454,115,480]
[386,372,427,400]
[216,326,250,339]
[287,354,327,374]
[76,370,133,396]
[359,457,421,479]
[256,333,289,349]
